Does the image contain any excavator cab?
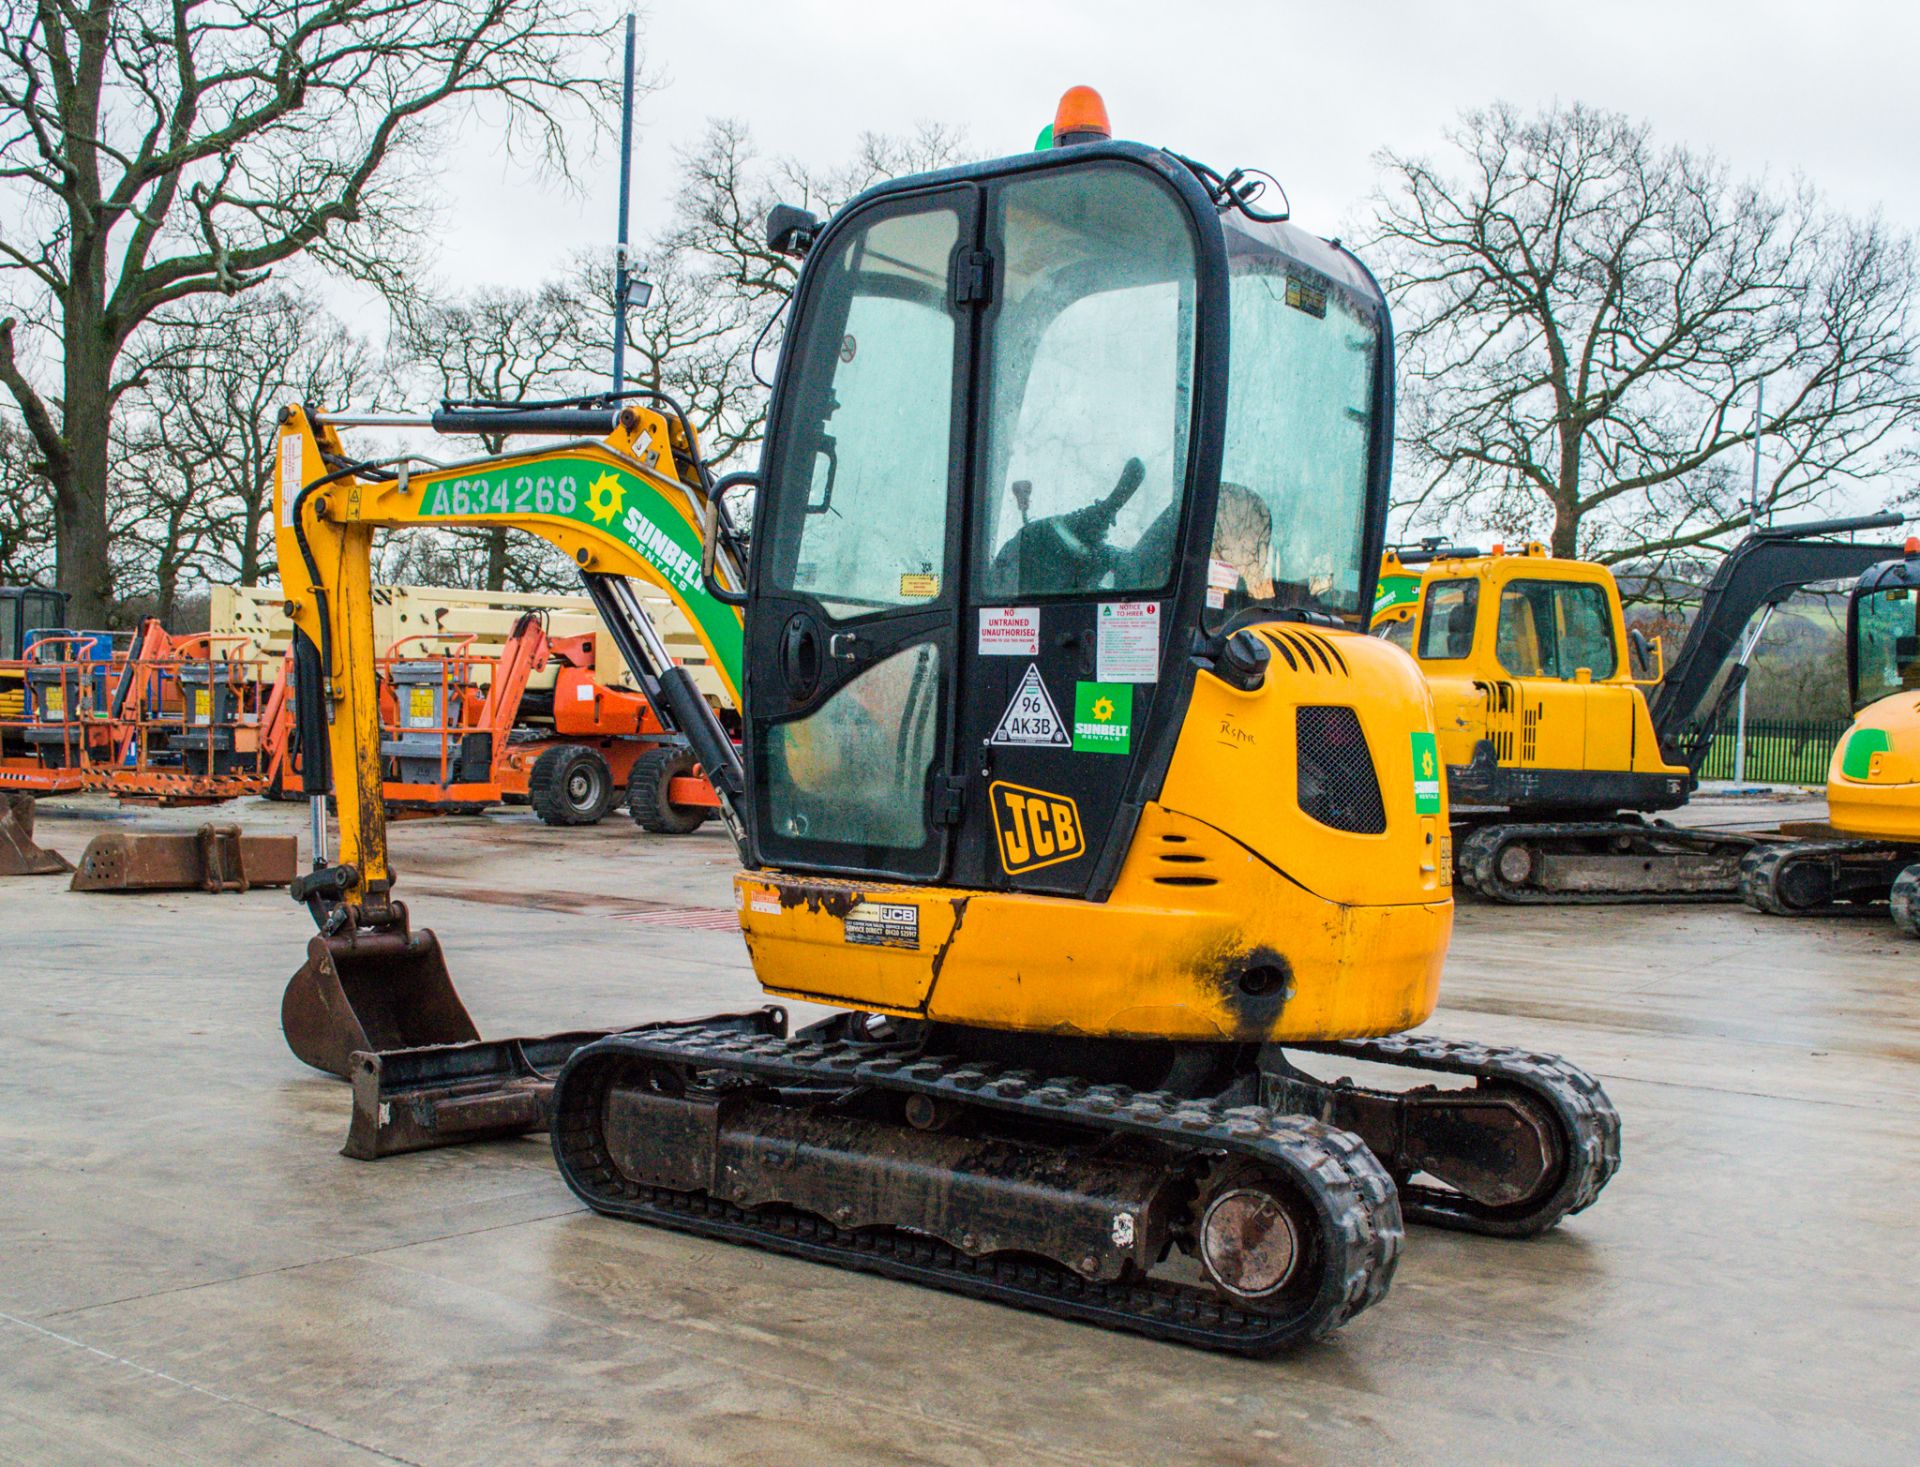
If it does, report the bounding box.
[1848,554,1920,709]
[1823,549,1920,844]
[744,139,1389,890]
[275,95,1619,1353]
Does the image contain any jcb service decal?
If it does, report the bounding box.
[989,780,1084,874]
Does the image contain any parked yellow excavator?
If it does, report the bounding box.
[274,91,1618,1353]
[1374,519,1902,902]
[1740,539,1920,930]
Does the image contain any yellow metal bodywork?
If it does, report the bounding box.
[1827,694,1920,841]
[284,406,1453,1046]
[1388,545,1688,789]
[272,406,740,903]
[740,625,1452,1043]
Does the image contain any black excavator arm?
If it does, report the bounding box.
[1647,513,1906,772]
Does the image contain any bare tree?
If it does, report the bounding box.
[111,289,375,618]
[0,412,52,583]
[564,249,764,466]
[394,282,590,590]
[0,0,618,624]
[1369,102,1919,571]
[374,120,974,597]
[574,116,980,499]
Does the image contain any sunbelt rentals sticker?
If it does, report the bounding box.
[1411,731,1442,813]
[1073,681,1132,755]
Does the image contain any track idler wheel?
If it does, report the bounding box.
[1194,1168,1310,1306]
[1278,1035,1621,1238]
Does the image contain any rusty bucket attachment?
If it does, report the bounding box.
[281,905,481,1080]
[0,792,71,876]
[68,825,297,893]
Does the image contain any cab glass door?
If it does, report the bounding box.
[749,192,974,877]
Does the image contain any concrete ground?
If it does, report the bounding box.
[2,792,1916,1466]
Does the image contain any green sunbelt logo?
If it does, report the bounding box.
[1411,731,1441,813]
[1841,727,1891,781]
[1073,681,1132,755]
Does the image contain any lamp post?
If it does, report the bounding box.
[1733,380,1764,785]
[611,11,638,395]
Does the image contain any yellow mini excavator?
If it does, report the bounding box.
[1374,520,1902,902]
[1741,539,1920,931]
[275,92,1618,1353]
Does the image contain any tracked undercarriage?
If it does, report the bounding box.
[544,1012,1619,1353]
[1738,840,1920,932]
[1456,818,1761,904]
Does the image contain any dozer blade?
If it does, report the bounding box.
[343,1028,635,1158]
[281,906,480,1080]
[68,825,296,893]
[0,793,72,876]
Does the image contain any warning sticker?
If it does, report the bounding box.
[1073,681,1132,755]
[1411,731,1442,814]
[844,901,920,949]
[900,572,940,598]
[407,686,435,727]
[1207,559,1238,611]
[1096,601,1160,682]
[991,664,1069,746]
[749,892,781,916]
[279,434,303,527]
[979,606,1039,656]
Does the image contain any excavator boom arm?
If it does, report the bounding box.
[272,404,746,918]
[1648,514,1905,766]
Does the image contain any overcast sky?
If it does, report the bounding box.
[427,0,1920,297]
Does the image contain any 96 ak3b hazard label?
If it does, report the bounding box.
[989,780,1084,874]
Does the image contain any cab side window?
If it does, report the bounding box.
[1417,579,1478,660]
[1496,579,1617,679]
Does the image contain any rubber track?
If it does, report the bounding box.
[550,1021,1403,1354]
[1736,839,1908,917]
[1458,820,1756,904]
[1890,863,1920,936]
[1299,1033,1623,1237]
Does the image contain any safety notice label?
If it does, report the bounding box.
[844,901,920,949]
[1096,601,1160,682]
[979,606,1039,655]
[279,435,303,527]
[991,664,1069,746]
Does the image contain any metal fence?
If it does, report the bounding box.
[1697,716,1851,785]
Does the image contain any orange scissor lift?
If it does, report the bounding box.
[269,611,723,830]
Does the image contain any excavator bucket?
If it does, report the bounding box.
[68,825,297,893]
[280,907,480,1080]
[0,793,71,876]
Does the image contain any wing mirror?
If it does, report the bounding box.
[767,204,825,258]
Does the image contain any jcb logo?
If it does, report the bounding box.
[989,781,1084,874]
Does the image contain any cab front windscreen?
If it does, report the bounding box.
[1209,221,1382,627]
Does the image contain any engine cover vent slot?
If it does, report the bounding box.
[1296,706,1386,834]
